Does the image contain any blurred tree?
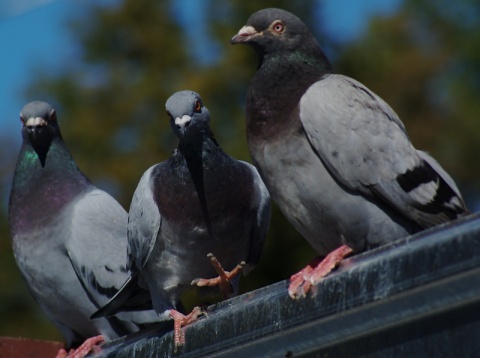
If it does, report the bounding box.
[1,0,478,344]
[2,0,317,342]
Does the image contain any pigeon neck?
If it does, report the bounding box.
[17,136,81,173]
[177,133,218,240]
[177,126,221,159]
[9,138,91,235]
[247,48,332,140]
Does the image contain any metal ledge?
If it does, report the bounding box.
[99,213,480,357]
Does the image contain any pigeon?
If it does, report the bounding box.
[8,101,159,357]
[231,8,469,298]
[92,90,271,347]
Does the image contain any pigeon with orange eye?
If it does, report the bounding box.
[93,90,271,349]
[231,8,468,299]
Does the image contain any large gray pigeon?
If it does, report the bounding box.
[93,90,271,346]
[8,101,158,357]
[231,8,468,298]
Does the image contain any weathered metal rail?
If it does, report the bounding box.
[98,213,480,358]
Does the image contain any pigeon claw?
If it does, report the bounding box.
[191,253,245,298]
[288,245,353,299]
[55,335,105,358]
[170,307,205,350]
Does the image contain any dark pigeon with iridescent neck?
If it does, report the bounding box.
[93,91,271,346]
[8,101,158,353]
[231,8,468,298]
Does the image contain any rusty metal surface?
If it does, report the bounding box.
[0,336,63,358]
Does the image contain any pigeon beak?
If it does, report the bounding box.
[24,117,47,139]
[230,25,259,44]
[175,115,191,132]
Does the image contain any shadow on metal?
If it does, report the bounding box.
[97,212,480,358]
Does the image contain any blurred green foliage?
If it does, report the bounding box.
[0,0,478,343]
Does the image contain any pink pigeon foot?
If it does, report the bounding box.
[55,335,105,358]
[288,245,353,299]
[170,307,204,349]
[191,253,245,298]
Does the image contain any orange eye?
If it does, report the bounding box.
[272,21,284,33]
[194,100,201,112]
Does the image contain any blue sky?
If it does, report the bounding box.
[0,0,402,143]
[0,0,77,134]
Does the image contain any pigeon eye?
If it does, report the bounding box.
[194,100,202,112]
[166,110,172,118]
[272,21,284,33]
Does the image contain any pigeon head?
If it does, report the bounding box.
[231,8,312,54]
[20,101,61,145]
[166,90,211,140]
[231,8,333,72]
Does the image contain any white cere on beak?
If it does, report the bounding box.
[25,117,47,127]
[237,25,257,37]
[175,115,191,127]
[231,25,259,44]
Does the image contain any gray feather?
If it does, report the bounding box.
[127,166,162,272]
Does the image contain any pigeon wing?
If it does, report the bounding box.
[299,74,466,228]
[66,188,130,307]
[127,165,162,271]
[240,161,271,273]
